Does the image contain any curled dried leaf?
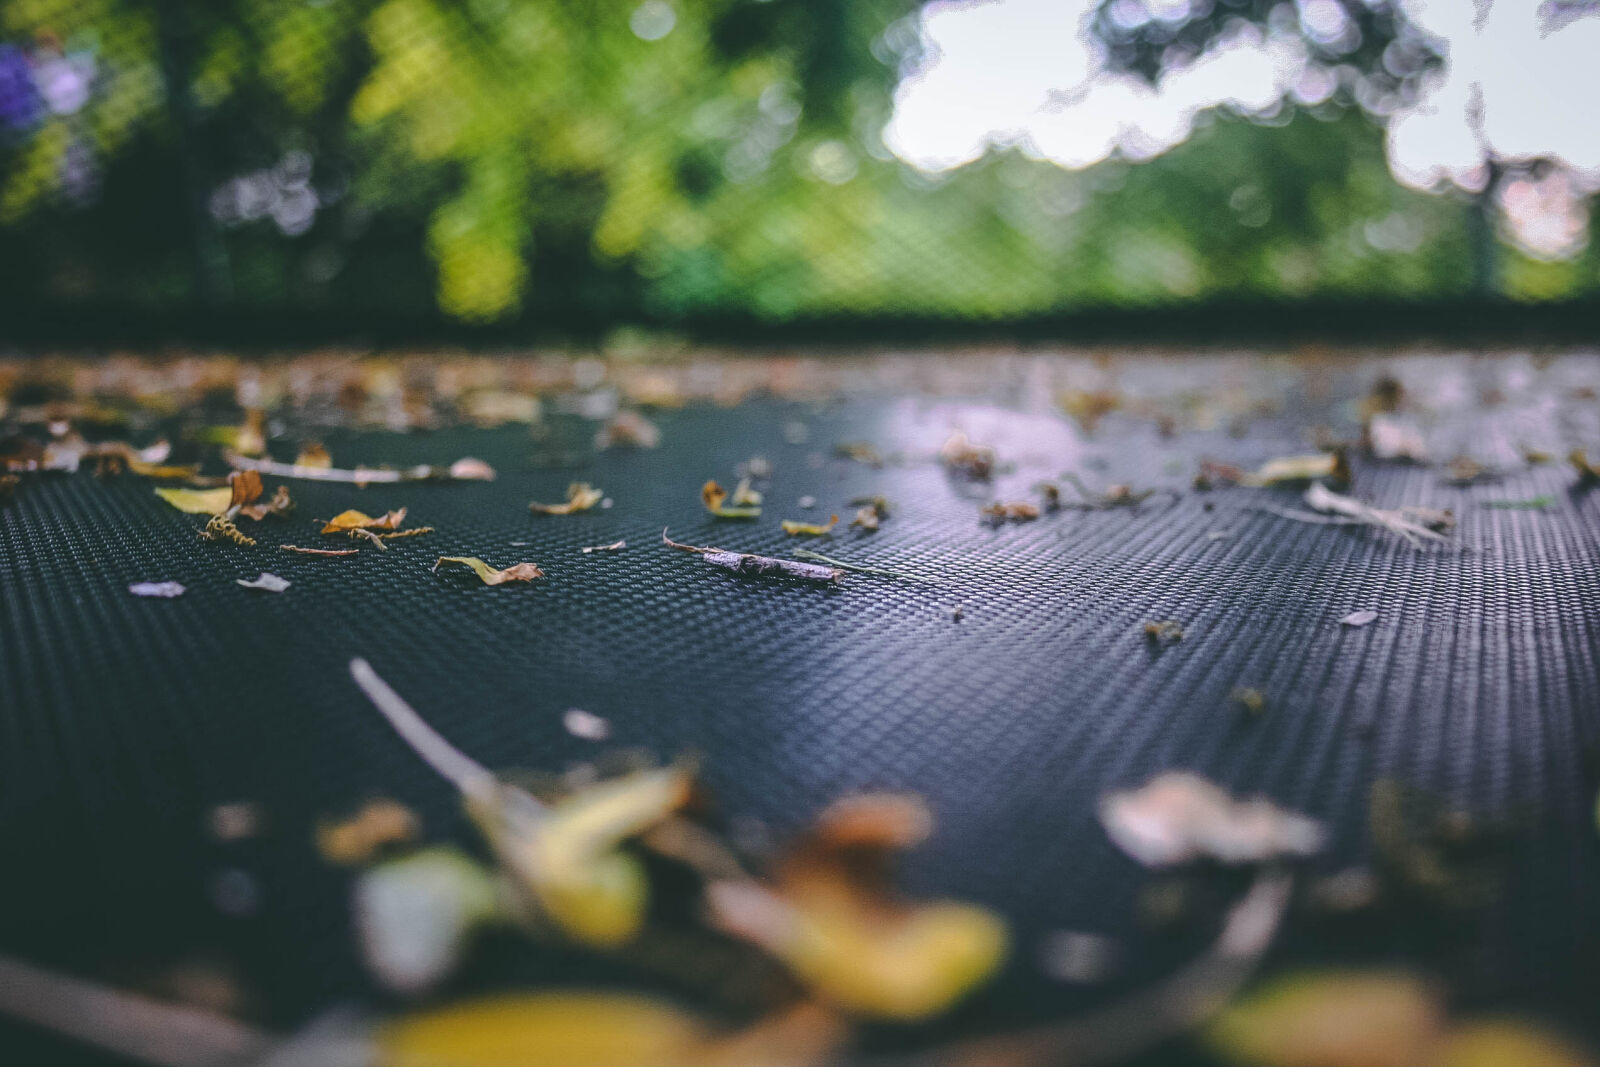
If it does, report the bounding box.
[980,501,1040,525]
[322,508,408,535]
[580,540,626,554]
[701,480,761,519]
[237,484,293,521]
[782,514,838,536]
[939,431,995,480]
[530,483,604,515]
[433,557,544,585]
[199,515,257,546]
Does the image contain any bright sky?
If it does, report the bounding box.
[884,0,1600,191]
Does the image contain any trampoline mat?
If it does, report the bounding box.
[2,347,1599,1061]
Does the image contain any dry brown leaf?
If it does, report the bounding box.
[782,514,838,536]
[294,443,333,468]
[433,556,544,585]
[707,794,1007,1021]
[980,501,1040,525]
[236,484,293,521]
[317,799,421,867]
[322,507,408,534]
[702,479,761,519]
[530,482,605,515]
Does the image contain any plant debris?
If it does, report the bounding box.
[433,557,545,585]
[281,543,359,556]
[1099,773,1324,868]
[1232,687,1267,715]
[562,709,611,741]
[834,441,883,467]
[580,540,627,554]
[1340,609,1378,627]
[595,410,660,450]
[349,659,690,948]
[1058,472,1173,510]
[322,508,409,534]
[317,799,421,867]
[1143,620,1185,645]
[664,529,841,583]
[782,514,838,536]
[705,794,1007,1021]
[1572,448,1599,488]
[356,847,500,995]
[792,548,938,583]
[731,477,763,507]
[129,580,185,598]
[236,573,290,593]
[1261,483,1454,549]
[229,453,495,484]
[1483,496,1555,510]
[155,486,234,515]
[938,431,995,480]
[1202,449,1350,489]
[701,479,762,519]
[200,515,257,546]
[530,483,605,515]
[980,500,1040,525]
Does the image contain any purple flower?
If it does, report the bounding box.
[0,45,41,131]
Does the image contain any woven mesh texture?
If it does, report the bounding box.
[2,351,1600,1058]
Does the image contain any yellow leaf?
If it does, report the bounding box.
[1207,971,1442,1067]
[377,993,707,1067]
[1437,1021,1598,1067]
[529,482,604,515]
[433,557,544,586]
[155,486,234,515]
[708,794,1007,1021]
[323,508,408,534]
[1245,450,1349,487]
[470,765,691,947]
[782,515,839,536]
[702,479,760,519]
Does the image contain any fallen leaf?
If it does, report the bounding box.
[563,709,611,740]
[199,515,256,546]
[155,486,234,515]
[731,477,763,507]
[377,993,706,1067]
[580,540,626,554]
[1340,610,1378,627]
[782,514,838,536]
[433,557,544,585]
[1099,772,1324,868]
[281,544,358,556]
[596,410,660,450]
[939,431,995,480]
[236,573,290,593]
[1207,971,1442,1067]
[228,470,264,510]
[294,443,333,468]
[349,660,690,949]
[530,483,604,515]
[236,484,293,521]
[356,847,500,995]
[1246,450,1350,487]
[1143,620,1185,644]
[318,798,421,866]
[129,581,185,598]
[702,480,761,519]
[707,794,1007,1021]
[980,501,1040,525]
[322,508,408,535]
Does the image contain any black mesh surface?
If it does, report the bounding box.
[2,348,1600,1058]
